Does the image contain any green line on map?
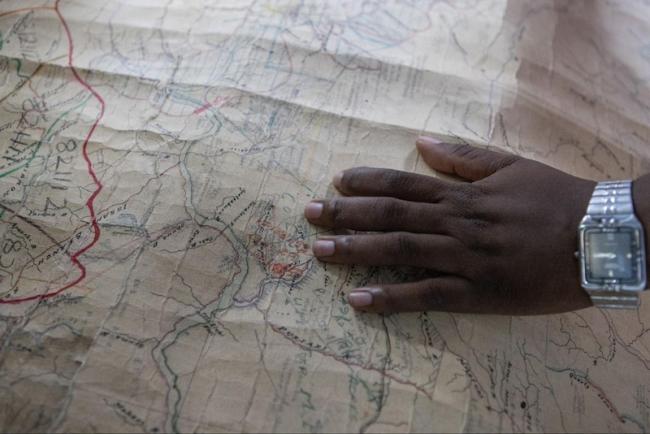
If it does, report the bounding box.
[13,59,30,80]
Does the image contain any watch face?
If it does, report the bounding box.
[585,229,638,282]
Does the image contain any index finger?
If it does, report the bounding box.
[334,167,451,203]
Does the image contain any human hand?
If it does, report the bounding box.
[304,137,596,315]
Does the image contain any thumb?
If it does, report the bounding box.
[416,136,519,181]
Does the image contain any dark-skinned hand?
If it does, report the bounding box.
[304,137,598,315]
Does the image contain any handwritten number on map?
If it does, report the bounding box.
[51,139,77,190]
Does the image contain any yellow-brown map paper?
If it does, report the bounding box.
[1,0,650,432]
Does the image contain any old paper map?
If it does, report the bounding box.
[1,0,650,432]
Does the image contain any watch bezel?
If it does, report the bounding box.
[579,214,647,292]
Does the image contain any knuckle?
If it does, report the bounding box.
[449,143,520,176]
[422,281,447,308]
[337,236,354,256]
[449,143,482,161]
[456,215,492,247]
[445,184,483,217]
[454,183,482,202]
[382,169,412,191]
[379,198,406,221]
[330,198,346,225]
[379,290,399,313]
[485,154,519,174]
[393,233,419,258]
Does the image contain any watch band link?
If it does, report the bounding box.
[589,291,639,309]
[587,180,633,217]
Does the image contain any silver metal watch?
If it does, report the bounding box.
[578,180,647,308]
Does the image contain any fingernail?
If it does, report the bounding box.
[333,171,343,189]
[312,239,335,256]
[304,201,323,219]
[416,136,442,147]
[348,289,377,308]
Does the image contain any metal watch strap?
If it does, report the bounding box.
[587,180,634,216]
[588,290,639,308]
[586,180,639,308]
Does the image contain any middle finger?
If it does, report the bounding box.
[304,197,451,233]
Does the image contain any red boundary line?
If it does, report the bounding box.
[0,0,105,304]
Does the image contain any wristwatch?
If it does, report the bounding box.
[578,180,647,308]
